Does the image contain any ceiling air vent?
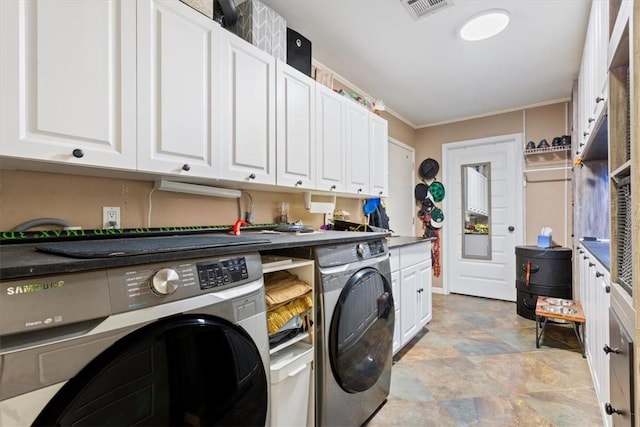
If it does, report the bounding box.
[402,0,453,19]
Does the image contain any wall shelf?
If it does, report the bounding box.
[524,146,571,156]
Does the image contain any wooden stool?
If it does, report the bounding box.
[535,296,586,357]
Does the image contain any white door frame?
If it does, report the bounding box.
[387,136,415,236]
[441,133,524,296]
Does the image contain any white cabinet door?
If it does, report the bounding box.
[218,29,276,184]
[0,0,136,169]
[391,270,401,355]
[369,113,388,197]
[276,61,315,189]
[417,260,432,327]
[400,264,418,346]
[315,84,346,193]
[137,0,219,177]
[579,244,611,425]
[344,102,370,195]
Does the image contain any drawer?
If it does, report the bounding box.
[400,241,431,269]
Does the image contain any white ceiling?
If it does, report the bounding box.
[258,0,592,128]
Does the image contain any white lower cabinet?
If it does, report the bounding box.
[577,243,611,426]
[390,241,432,354]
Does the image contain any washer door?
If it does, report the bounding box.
[329,267,394,393]
[33,314,267,426]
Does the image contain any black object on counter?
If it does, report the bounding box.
[515,245,572,320]
[36,235,271,258]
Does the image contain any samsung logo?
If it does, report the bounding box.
[6,280,65,295]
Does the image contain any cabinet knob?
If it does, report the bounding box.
[605,284,611,293]
[603,345,621,355]
[508,226,515,232]
[583,131,589,137]
[357,188,363,193]
[72,149,84,158]
[604,403,623,416]
[583,255,589,260]
[595,96,604,103]
[248,173,256,180]
[595,271,603,278]
[295,180,303,186]
[588,117,595,123]
[588,262,595,267]
[579,250,584,254]
[330,185,336,191]
[379,191,383,196]
[182,164,191,171]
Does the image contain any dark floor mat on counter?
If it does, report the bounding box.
[36,235,271,258]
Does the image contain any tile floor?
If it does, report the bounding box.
[368,293,603,427]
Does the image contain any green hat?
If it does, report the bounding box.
[429,181,445,202]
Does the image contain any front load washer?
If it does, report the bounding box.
[0,252,269,426]
[315,239,394,426]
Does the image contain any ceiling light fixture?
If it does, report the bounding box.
[459,9,510,41]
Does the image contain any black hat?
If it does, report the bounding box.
[537,139,549,148]
[419,158,440,180]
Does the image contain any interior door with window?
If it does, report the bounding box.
[443,134,524,301]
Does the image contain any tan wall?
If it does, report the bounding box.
[414,102,572,289]
[0,170,366,231]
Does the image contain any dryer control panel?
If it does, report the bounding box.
[316,239,388,267]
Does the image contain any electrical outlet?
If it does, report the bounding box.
[102,206,121,229]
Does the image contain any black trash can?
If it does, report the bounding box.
[515,246,572,320]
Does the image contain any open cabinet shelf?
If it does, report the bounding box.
[261,255,315,427]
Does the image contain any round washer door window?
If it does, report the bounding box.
[33,314,268,427]
[329,267,394,393]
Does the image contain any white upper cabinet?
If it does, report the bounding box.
[0,0,136,169]
[276,60,316,189]
[217,29,276,185]
[369,113,388,197]
[137,0,219,177]
[315,84,346,193]
[576,0,609,156]
[344,102,370,195]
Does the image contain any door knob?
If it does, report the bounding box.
[604,403,623,415]
[603,345,621,355]
[508,226,515,232]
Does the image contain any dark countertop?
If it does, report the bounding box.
[580,239,610,271]
[387,236,433,249]
[0,230,389,280]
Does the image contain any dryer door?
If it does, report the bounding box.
[329,267,394,393]
[33,314,267,426]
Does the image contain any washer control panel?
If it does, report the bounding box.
[196,257,249,289]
